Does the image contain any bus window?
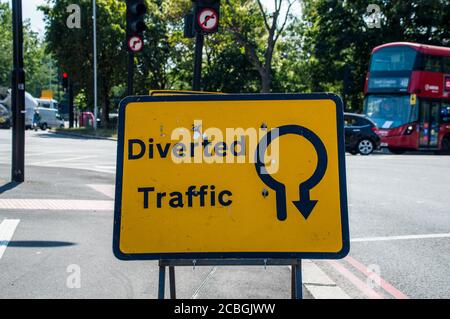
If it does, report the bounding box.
[364,95,417,128]
[441,103,450,123]
[423,55,442,72]
[370,46,418,72]
[444,57,450,73]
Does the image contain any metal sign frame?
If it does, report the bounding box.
[113,93,350,261]
[157,259,303,299]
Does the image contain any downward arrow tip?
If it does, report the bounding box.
[292,200,318,220]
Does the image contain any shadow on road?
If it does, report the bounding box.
[32,132,92,140]
[6,241,76,248]
[0,181,21,195]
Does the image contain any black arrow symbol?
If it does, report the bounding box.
[255,125,327,221]
[292,185,317,220]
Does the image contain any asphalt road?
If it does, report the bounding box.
[0,129,449,299]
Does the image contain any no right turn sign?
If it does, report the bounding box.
[196,7,219,33]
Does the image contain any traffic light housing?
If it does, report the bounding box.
[62,72,69,91]
[184,10,195,38]
[194,0,220,34]
[126,0,147,50]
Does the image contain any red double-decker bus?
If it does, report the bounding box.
[363,42,450,153]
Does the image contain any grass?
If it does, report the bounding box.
[53,127,117,139]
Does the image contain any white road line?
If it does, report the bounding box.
[88,184,115,199]
[191,267,217,299]
[26,150,78,156]
[0,219,20,259]
[351,233,450,242]
[66,166,116,175]
[30,155,98,166]
[0,199,113,211]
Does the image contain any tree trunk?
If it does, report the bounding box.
[260,69,271,93]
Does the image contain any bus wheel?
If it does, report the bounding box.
[389,148,405,155]
[440,136,450,155]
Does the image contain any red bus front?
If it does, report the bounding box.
[363,42,450,153]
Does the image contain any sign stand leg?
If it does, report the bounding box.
[158,259,303,299]
[291,262,296,299]
[169,266,176,299]
[293,259,303,299]
[158,264,166,299]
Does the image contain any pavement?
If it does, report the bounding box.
[0,129,450,299]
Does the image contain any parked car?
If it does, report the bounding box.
[344,113,381,155]
[36,107,64,130]
[0,103,11,129]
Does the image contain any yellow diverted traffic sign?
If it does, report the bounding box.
[113,93,349,260]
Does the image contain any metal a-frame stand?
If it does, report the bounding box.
[158,259,303,299]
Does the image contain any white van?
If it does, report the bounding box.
[0,91,39,129]
[0,91,64,130]
[35,98,59,110]
[35,107,64,130]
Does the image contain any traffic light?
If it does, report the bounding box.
[126,0,147,52]
[62,72,69,91]
[194,0,220,34]
[184,10,195,38]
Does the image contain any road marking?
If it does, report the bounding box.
[327,260,385,299]
[30,155,98,166]
[191,267,217,299]
[344,256,408,299]
[88,185,115,199]
[26,150,78,156]
[0,199,113,211]
[0,219,20,259]
[351,233,450,242]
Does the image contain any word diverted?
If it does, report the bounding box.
[128,137,246,160]
[137,185,232,209]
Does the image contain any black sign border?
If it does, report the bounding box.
[113,93,350,260]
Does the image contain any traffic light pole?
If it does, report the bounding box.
[11,0,25,183]
[127,52,134,96]
[68,81,74,128]
[192,32,204,91]
[93,0,98,129]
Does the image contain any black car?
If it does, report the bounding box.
[0,104,11,129]
[344,113,380,155]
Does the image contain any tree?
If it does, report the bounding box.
[0,2,12,89]
[41,0,127,124]
[202,32,261,93]
[0,2,56,98]
[222,0,297,92]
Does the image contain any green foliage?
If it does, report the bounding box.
[0,2,12,88]
[41,0,127,121]
[0,2,56,97]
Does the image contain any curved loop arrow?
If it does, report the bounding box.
[255,125,328,221]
